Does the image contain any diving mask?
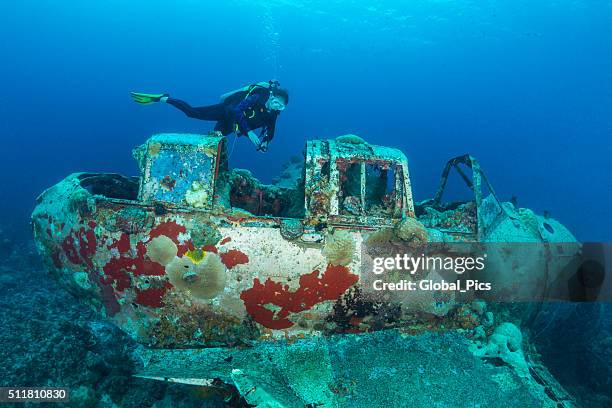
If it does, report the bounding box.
[266,96,286,112]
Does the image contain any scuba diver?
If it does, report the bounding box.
[130,81,288,152]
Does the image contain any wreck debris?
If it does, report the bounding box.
[134,133,219,209]
[31,132,578,351]
[229,168,304,218]
[26,130,591,407]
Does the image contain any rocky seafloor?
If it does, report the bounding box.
[0,235,234,408]
[0,229,610,408]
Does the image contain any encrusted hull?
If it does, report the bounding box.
[32,134,580,350]
[31,134,589,407]
[32,181,578,349]
[32,176,366,346]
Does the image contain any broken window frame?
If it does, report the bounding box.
[364,161,401,215]
[217,142,307,220]
[77,173,140,202]
[428,154,513,239]
[303,157,332,219]
[331,158,405,222]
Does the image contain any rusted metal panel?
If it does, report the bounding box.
[134,133,224,209]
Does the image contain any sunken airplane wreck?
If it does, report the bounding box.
[32,133,584,407]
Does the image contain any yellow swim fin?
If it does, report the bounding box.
[130,91,168,105]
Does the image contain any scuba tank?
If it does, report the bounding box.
[219,80,280,103]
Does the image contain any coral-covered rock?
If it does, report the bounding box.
[471,322,528,377]
[336,134,367,144]
[394,217,429,245]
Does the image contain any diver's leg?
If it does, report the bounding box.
[165,98,226,121]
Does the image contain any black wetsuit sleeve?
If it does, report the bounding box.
[166,98,226,121]
[262,113,278,143]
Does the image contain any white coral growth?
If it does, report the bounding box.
[323,230,356,266]
[470,322,529,377]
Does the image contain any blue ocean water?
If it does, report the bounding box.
[1,0,611,241]
[0,3,611,407]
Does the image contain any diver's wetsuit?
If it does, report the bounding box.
[166,86,278,143]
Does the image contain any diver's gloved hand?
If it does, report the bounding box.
[257,140,269,152]
[130,92,169,105]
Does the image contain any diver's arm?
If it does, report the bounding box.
[260,114,277,143]
[251,114,277,152]
[264,121,276,143]
[246,131,261,148]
